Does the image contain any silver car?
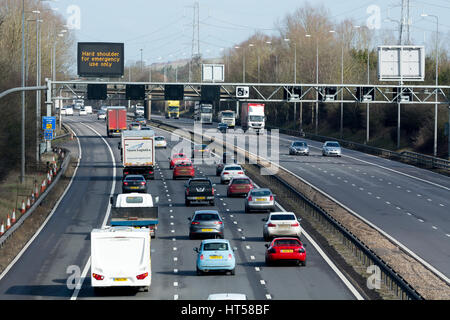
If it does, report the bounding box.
[220,164,245,184]
[289,141,309,156]
[322,141,342,157]
[262,212,302,241]
[188,210,224,239]
[245,188,275,213]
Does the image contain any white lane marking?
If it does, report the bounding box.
[260,280,266,285]
[245,245,251,250]
[174,295,179,300]
[432,226,438,230]
[174,269,178,273]
[250,256,255,260]
[255,267,260,272]
[418,219,424,223]
[71,122,117,300]
[406,212,412,216]
[173,282,178,287]
[266,294,272,300]
[174,257,178,262]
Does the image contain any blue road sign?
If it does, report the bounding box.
[44,129,54,140]
[42,116,56,130]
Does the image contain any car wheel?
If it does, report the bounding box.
[142,286,149,292]
[196,267,203,276]
[265,257,271,266]
[185,200,190,206]
[229,268,235,275]
[263,234,269,242]
[245,205,249,213]
[300,260,306,267]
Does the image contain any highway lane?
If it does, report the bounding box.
[0,118,114,299]
[75,117,356,300]
[153,115,450,279]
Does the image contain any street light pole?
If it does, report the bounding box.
[21,0,25,183]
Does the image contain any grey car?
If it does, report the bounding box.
[188,210,224,239]
[245,188,275,213]
[322,141,342,157]
[289,141,309,156]
[122,174,147,193]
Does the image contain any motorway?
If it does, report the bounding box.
[0,115,357,300]
[153,115,450,281]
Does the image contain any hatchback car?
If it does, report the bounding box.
[129,122,141,130]
[188,210,224,239]
[194,239,235,275]
[173,161,195,179]
[220,164,245,184]
[169,153,189,169]
[122,174,147,193]
[322,141,342,157]
[79,108,87,116]
[265,237,306,266]
[192,144,211,159]
[289,141,309,156]
[65,107,74,116]
[245,188,275,212]
[262,212,302,241]
[217,123,228,133]
[97,110,106,120]
[227,177,254,197]
[155,136,167,148]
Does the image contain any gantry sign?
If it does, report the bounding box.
[50,80,450,105]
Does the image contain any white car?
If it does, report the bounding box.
[135,106,145,117]
[84,106,93,114]
[220,164,246,184]
[65,107,74,116]
[322,141,342,157]
[79,108,87,116]
[262,212,302,241]
[97,110,106,120]
[155,136,167,148]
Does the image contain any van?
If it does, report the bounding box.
[84,106,93,114]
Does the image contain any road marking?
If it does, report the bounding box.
[173,282,178,287]
[260,280,266,285]
[432,226,438,230]
[255,267,260,272]
[174,295,179,300]
[174,269,178,273]
[418,219,424,223]
[266,294,272,300]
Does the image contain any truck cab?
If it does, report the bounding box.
[219,110,236,128]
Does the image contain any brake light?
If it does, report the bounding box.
[223,172,229,175]
[92,273,104,281]
[214,221,223,225]
[291,222,299,227]
[141,181,146,185]
[268,223,276,227]
[238,172,244,174]
[248,196,252,201]
[191,221,200,225]
[186,189,189,195]
[212,188,215,194]
[123,182,128,185]
[200,254,204,260]
[136,272,148,280]
[269,195,274,201]
[148,171,153,174]
[228,254,232,260]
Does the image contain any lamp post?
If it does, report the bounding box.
[329,30,345,139]
[305,34,319,134]
[421,13,439,157]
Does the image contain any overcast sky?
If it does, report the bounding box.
[50,0,450,65]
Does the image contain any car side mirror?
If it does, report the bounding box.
[188,217,191,221]
[264,244,269,248]
[193,247,199,253]
[298,218,302,222]
[262,218,267,222]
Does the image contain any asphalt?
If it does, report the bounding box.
[0,114,356,300]
[154,115,450,279]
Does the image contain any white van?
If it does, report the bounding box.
[84,106,93,114]
[91,226,151,292]
[65,107,74,116]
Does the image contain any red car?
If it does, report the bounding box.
[227,177,254,197]
[265,237,306,266]
[173,161,195,179]
[169,153,189,169]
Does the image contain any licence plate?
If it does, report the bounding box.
[255,198,266,201]
[202,228,213,232]
[130,186,139,189]
[280,250,293,253]
[280,224,290,228]
[209,256,222,259]
[114,278,128,281]
[196,196,205,200]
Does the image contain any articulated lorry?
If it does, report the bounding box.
[106,106,127,137]
[194,101,213,124]
[165,100,180,119]
[218,110,236,128]
[241,103,265,134]
[120,130,156,179]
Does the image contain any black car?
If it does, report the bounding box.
[216,152,236,176]
[185,178,215,206]
[188,210,224,239]
[217,122,228,133]
[122,174,147,193]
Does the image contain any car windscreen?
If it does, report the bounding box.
[231,179,251,185]
[270,214,296,221]
[221,112,234,117]
[292,142,306,147]
[203,242,228,251]
[326,142,340,147]
[274,239,300,246]
[249,115,264,121]
[155,136,165,141]
[194,213,220,221]
[173,154,186,158]
[251,190,271,197]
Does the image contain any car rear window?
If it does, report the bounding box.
[125,175,145,181]
[125,196,144,204]
[224,166,242,171]
[203,242,228,251]
[194,213,220,221]
[270,214,296,221]
[232,179,251,185]
[189,180,210,186]
[274,239,300,246]
[251,190,271,197]
[176,162,192,167]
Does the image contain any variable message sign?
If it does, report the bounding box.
[77,42,124,77]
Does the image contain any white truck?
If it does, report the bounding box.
[194,101,213,124]
[90,226,151,292]
[218,110,236,128]
[120,130,155,179]
[241,103,265,134]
